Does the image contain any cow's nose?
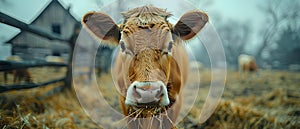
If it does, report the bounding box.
[133,84,163,104]
[125,81,170,106]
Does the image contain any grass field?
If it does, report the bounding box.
[0,68,299,128]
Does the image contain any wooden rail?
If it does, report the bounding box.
[0,12,69,42]
[0,11,80,92]
[0,61,67,71]
[0,77,66,93]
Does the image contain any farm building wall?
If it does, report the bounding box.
[9,0,78,62]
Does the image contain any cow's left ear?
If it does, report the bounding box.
[82,12,120,45]
[173,11,208,40]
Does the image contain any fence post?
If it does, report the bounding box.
[65,23,81,89]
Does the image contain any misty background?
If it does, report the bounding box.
[0,0,299,70]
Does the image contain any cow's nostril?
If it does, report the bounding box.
[155,86,164,98]
[133,86,141,98]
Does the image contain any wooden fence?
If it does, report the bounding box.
[0,12,76,93]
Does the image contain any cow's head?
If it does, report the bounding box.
[82,6,208,115]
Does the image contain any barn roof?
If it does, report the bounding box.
[0,0,79,43]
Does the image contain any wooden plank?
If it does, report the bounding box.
[0,61,67,71]
[0,12,69,42]
[0,77,65,93]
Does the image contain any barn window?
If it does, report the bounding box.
[52,24,61,34]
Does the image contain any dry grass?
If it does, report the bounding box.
[0,68,299,128]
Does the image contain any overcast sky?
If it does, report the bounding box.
[62,0,265,29]
[0,0,265,40]
[0,0,266,59]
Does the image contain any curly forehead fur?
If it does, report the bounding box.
[121,5,172,25]
[120,5,174,54]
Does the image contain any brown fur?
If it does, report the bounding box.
[243,60,258,72]
[4,69,33,84]
[82,5,208,128]
[4,56,33,84]
[238,54,258,73]
[238,54,259,79]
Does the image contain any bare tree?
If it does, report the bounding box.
[267,26,300,69]
[217,19,251,68]
[255,0,300,63]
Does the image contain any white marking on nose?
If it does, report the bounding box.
[125,81,170,106]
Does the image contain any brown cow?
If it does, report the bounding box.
[4,55,33,84]
[238,54,259,77]
[82,5,208,129]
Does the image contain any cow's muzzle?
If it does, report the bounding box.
[125,81,169,107]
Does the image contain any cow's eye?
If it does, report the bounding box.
[168,41,173,52]
[120,41,126,52]
[120,41,134,55]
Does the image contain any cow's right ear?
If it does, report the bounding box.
[82,12,121,45]
[173,11,208,40]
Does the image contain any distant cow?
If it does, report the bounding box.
[82,5,208,128]
[4,55,33,84]
[238,54,259,76]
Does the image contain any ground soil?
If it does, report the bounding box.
[0,68,299,128]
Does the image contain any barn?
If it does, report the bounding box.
[2,0,79,62]
[1,0,114,73]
